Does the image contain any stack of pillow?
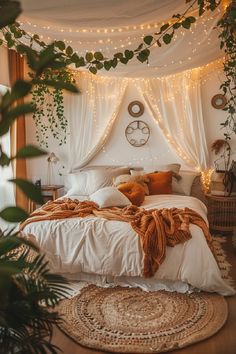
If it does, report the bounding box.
[65,164,203,208]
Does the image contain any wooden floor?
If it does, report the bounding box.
[52,235,236,354]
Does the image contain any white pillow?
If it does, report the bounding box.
[66,167,130,196]
[90,187,131,208]
[172,171,201,196]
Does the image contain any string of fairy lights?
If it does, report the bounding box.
[18,5,222,55]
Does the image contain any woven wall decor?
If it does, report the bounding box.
[57,285,227,353]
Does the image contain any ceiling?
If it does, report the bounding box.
[18,0,223,77]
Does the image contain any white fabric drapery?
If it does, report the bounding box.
[65,72,128,170]
[137,68,209,170]
[64,67,209,171]
[19,0,223,77]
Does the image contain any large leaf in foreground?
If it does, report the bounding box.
[0,206,28,222]
[0,0,21,29]
[9,178,44,204]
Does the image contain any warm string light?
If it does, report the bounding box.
[201,168,214,193]
[19,6,203,36]
[18,7,222,55]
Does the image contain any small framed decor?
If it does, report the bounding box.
[128,101,144,117]
[125,120,150,147]
[211,94,227,109]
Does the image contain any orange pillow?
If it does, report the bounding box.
[118,182,145,206]
[146,171,172,195]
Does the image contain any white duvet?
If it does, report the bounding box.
[23,194,235,296]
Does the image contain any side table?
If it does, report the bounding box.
[206,194,236,232]
[28,184,64,213]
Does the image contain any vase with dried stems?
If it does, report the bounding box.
[211,139,234,195]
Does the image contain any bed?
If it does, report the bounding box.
[22,167,235,297]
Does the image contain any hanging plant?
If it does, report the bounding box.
[217,1,236,139]
[31,69,75,148]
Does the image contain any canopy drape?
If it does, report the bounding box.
[137,68,209,170]
[19,0,224,77]
[65,72,128,170]
[65,67,209,171]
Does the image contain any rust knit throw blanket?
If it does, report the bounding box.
[20,198,213,277]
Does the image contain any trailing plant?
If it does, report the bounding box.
[31,69,74,148]
[0,231,70,354]
[2,0,235,142]
[217,1,236,140]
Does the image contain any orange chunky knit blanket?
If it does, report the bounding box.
[20,198,213,277]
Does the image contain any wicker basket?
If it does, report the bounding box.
[206,194,236,232]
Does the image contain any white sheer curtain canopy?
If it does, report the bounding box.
[19,0,224,77]
[64,72,128,170]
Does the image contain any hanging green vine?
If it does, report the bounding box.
[217,1,236,140]
[31,69,74,147]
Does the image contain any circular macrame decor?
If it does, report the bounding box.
[57,285,228,353]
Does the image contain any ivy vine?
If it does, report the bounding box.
[217,1,236,140]
[31,69,74,147]
[0,0,235,142]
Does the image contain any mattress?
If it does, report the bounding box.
[23,194,235,296]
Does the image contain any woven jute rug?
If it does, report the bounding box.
[57,236,230,353]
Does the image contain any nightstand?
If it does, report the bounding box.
[28,184,64,213]
[206,194,236,232]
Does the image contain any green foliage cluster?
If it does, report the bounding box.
[31,70,74,148]
[0,231,70,354]
[217,1,236,139]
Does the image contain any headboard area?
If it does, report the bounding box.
[66,164,206,204]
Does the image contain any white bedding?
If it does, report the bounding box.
[23,194,235,296]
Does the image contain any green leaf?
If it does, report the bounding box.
[187,16,196,23]
[173,22,181,29]
[104,61,112,70]
[111,58,118,68]
[9,178,44,204]
[124,50,134,60]
[137,49,150,63]
[0,0,21,29]
[96,62,104,70]
[114,52,123,59]
[0,103,35,136]
[55,41,66,51]
[0,150,10,167]
[143,36,153,45]
[6,103,35,121]
[94,52,104,60]
[11,80,32,101]
[89,66,97,75]
[163,33,172,44]
[0,207,28,222]
[16,45,37,70]
[13,145,47,159]
[182,18,191,29]
[85,52,94,62]
[66,46,73,56]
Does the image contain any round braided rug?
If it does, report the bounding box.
[57,285,228,353]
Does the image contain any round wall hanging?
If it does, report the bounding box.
[128,101,144,117]
[211,94,227,109]
[125,120,150,147]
